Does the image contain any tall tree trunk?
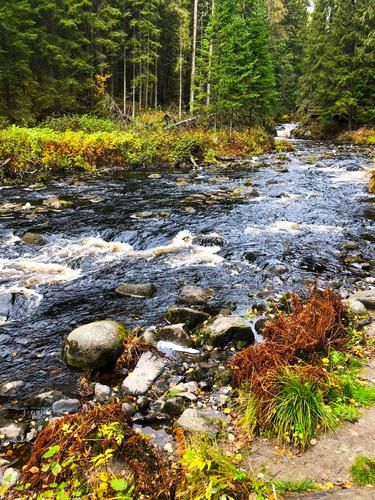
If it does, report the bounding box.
[123,46,127,114]
[190,0,198,114]
[154,55,158,109]
[207,0,215,107]
[179,20,183,118]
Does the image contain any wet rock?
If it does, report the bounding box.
[0,293,13,319]
[0,380,25,397]
[122,352,167,396]
[268,263,288,275]
[161,397,186,417]
[64,320,127,369]
[43,196,72,209]
[115,283,156,298]
[350,290,375,309]
[177,408,225,433]
[165,306,210,328]
[30,390,64,408]
[178,286,213,306]
[134,211,154,218]
[21,232,46,245]
[204,315,254,347]
[52,399,81,415]
[244,251,261,263]
[142,326,158,345]
[148,173,161,179]
[94,383,111,402]
[273,165,289,173]
[155,324,191,346]
[192,234,225,247]
[0,422,26,442]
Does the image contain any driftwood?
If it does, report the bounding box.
[165,116,198,130]
[105,91,131,123]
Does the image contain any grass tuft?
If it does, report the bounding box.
[351,455,375,486]
[268,370,336,448]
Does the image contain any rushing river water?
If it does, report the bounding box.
[0,126,374,413]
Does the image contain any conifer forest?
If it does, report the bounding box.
[0,2,374,499]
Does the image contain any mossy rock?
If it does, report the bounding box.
[64,320,127,369]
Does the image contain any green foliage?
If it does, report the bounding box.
[351,455,375,486]
[0,119,273,182]
[234,385,258,438]
[196,0,277,127]
[298,0,374,129]
[268,370,336,448]
[273,479,315,493]
[180,434,269,499]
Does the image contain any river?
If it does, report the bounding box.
[0,126,374,417]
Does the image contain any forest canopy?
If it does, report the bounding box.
[0,0,373,129]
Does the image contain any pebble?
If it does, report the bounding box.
[0,380,25,396]
[94,383,111,402]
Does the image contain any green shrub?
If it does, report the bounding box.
[40,114,123,133]
[351,455,375,486]
[268,370,336,448]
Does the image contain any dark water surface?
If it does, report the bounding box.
[0,130,374,407]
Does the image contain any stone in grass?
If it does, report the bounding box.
[1,468,20,488]
[115,283,156,298]
[52,399,81,416]
[177,408,226,433]
[204,315,255,347]
[165,306,210,328]
[122,352,167,396]
[64,320,127,369]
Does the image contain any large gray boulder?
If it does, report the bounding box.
[122,352,167,396]
[165,306,210,328]
[204,315,254,347]
[177,408,226,433]
[64,320,127,369]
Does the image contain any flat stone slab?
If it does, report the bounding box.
[122,352,167,396]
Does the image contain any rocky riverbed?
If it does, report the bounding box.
[0,127,374,491]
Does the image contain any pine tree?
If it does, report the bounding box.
[299,0,374,129]
[0,0,37,121]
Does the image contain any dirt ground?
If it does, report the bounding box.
[247,316,375,499]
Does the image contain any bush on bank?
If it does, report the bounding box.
[0,114,273,182]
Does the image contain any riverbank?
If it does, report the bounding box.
[1,289,374,498]
[0,131,374,498]
[0,114,278,183]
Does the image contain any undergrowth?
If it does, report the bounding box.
[16,402,179,499]
[0,113,274,182]
[229,289,375,448]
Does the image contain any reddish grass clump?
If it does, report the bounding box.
[229,289,348,406]
[22,402,179,498]
[115,332,158,372]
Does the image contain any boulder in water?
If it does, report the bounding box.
[178,286,213,306]
[204,315,254,347]
[165,306,210,328]
[115,283,156,298]
[64,320,127,369]
[21,232,46,245]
